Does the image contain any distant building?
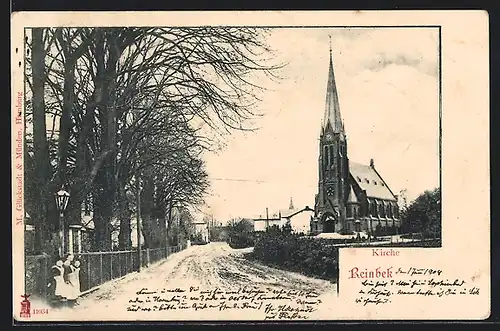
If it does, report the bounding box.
[252,215,283,232]
[279,197,315,234]
[312,45,401,235]
[193,220,209,243]
[252,198,315,234]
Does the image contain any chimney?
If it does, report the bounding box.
[370,158,374,168]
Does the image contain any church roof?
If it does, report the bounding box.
[349,161,397,201]
[322,46,344,134]
[347,186,358,203]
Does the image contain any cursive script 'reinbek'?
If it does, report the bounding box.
[126,286,322,320]
[352,266,481,306]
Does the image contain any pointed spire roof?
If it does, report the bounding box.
[322,39,344,134]
[289,196,294,210]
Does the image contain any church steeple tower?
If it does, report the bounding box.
[322,36,344,135]
[315,39,350,234]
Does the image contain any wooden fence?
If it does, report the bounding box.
[25,242,186,301]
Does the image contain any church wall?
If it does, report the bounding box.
[344,176,403,234]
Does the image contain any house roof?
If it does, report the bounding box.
[349,161,397,201]
[281,206,315,219]
[193,218,208,225]
[280,207,299,218]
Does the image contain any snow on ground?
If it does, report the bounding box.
[316,232,355,239]
[31,242,338,321]
[315,231,371,240]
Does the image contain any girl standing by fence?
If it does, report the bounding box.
[63,254,81,307]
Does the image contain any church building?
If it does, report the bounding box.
[311,45,401,235]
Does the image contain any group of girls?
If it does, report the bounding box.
[48,254,81,307]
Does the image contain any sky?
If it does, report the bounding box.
[200,27,440,222]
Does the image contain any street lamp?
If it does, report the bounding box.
[55,188,70,256]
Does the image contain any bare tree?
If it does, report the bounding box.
[24,26,283,253]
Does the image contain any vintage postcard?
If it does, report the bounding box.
[11,11,490,322]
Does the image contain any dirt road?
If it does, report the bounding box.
[42,242,338,321]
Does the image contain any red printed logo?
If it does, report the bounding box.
[20,294,31,318]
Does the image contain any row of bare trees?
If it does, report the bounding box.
[24,27,282,254]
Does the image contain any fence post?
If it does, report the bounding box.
[146,248,150,267]
[87,256,91,291]
[123,253,126,277]
[99,253,103,284]
[44,258,48,299]
[110,253,113,280]
[130,251,133,273]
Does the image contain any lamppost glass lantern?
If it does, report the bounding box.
[55,188,70,214]
[55,188,70,256]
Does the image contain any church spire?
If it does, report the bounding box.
[322,37,344,134]
[289,196,294,210]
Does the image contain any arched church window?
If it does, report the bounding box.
[329,145,334,165]
[356,176,361,182]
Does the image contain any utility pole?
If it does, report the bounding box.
[266,207,269,230]
[136,169,142,272]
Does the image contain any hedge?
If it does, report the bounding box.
[228,232,255,249]
[249,233,339,281]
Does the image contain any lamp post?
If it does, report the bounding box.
[55,188,70,257]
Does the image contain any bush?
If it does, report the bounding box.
[377,239,441,247]
[225,219,256,249]
[249,230,339,280]
[228,233,254,249]
[401,232,423,239]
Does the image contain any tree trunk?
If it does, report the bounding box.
[31,28,53,254]
[155,185,168,248]
[117,185,132,249]
[57,61,75,185]
[89,29,122,252]
[140,177,154,248]
[92,185,113,251]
